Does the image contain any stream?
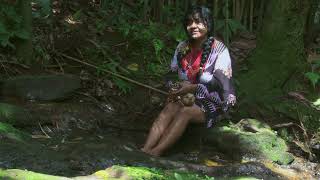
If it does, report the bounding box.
[0,78,319,179]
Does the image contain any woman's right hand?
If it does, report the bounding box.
[169,81,197,97]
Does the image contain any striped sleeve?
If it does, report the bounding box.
[213,41,232,79]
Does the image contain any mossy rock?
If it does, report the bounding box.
[1,74,80,101]
[205,119,294,165]
[0,122,31,142]
[0,166,261,180]
[0,169,70,180]
[0,103,32,126]
[0,166,213,180]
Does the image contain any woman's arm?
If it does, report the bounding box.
[212,45,236,107]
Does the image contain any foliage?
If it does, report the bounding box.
[94,49,133,94]
[0,1,30,48]
[305,59,320,88]
[32,0,51,18]
[215,0,247,44]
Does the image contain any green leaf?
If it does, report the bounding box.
[153,39,164,57]
[73,9,82,20]
[313,98,320,106]
[0,33,12,48]
[127,63,139,71]
[112,77,132,94]
[174,173,183,180]
[0,22,7,33]
[305,72,320,87]
[14,29,30,40]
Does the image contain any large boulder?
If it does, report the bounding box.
[204,119,294,165]
[1,74,80,101]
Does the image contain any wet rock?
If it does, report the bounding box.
[203,119,294,165]
[1,74,80,101]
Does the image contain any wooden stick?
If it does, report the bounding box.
[272,122,295,129]
[58,52,168,95]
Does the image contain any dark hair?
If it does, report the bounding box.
[178,6,214,79]
[183,6,214,37]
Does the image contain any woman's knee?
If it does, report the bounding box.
[175,107,193,122]
[163,102,180,112]
[176,106,205,123]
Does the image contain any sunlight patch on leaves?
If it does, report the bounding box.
[313,98,320,107]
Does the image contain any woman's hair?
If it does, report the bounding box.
[183,6,214,37]
[178,6,214,79]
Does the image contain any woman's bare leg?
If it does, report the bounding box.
[148,105,205,156]
[141,102,182,152]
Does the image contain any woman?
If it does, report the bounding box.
[141,6,236,156]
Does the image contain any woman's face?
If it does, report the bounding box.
[186,14,208,41]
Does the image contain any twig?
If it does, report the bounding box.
[113,41,128,47]
[0,60,30,69]
[54,54,64,73]
[38,122,51,138]
[44,63,67,68]
[272,122,295,129]
[57,52,168,95]
[75,92,113,113]
[0,61,9,76]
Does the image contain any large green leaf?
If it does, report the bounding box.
[32,0,51,17]
[0,33,14,48]
[305,72,320,87]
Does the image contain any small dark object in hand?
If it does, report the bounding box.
[168,82,195,106]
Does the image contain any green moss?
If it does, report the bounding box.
[0,122,30,142]
[0,169,70,180]
[0,167,265,180]
[95,165,218,180]
[208,119,294,165]
[228,177,260,180]
[96,165,164,180]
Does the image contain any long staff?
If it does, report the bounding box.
[58,52,168,95]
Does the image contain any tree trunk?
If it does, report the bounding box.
[16,0,33,64]
[238,0,310,106]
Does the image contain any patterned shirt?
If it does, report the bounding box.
[170,39,236,105]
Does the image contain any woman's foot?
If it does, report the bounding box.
[140,147,162,157]
[140,147,150,153]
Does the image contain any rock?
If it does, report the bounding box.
[1,74,81,101]
[204,119,294,165]
[0,165,216,180]
[230,40,256,50]
[239,31,256,40]
[0,169,71,180]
